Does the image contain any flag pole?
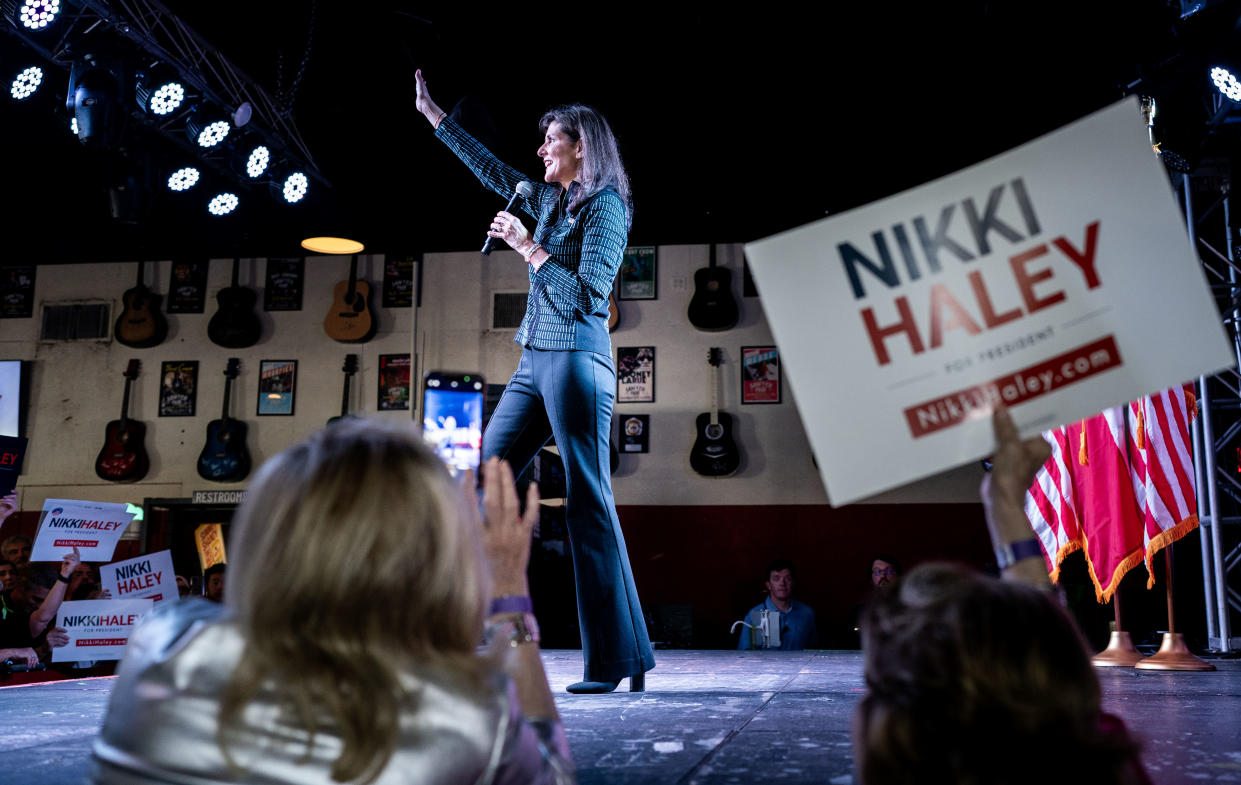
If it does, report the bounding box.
[1092,589,1146,667]
[1135,544,1215,671]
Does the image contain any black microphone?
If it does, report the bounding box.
[482,181,534,255]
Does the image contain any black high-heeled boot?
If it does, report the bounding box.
[565,673,646,694]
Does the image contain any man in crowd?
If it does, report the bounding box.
[870,555,902,590]
[737,558,818,650]
[1,534,31,571]
[204,563,226,602]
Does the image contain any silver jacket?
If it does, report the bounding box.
[90,599,574,785]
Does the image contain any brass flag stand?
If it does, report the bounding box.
[1135,544,1215,671]
[1092,591,1146,667]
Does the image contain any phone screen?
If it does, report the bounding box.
[422,374,484,474]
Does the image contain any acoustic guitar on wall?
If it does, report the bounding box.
[687,244,739,332]
[324,255,375,342]
[207,257,261,348]
[690,348,741,477]
[114,261,168,348]
[327,354,360,425]
[197,358,251,483]
[95,359,150,482]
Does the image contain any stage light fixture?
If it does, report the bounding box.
[68,55,124,149]
[1210,66,1241,102]
[135,65,186,116]
[281,171,309,203]
[208,192,238,215]
[167,167,200,191]
[13,0,60,30]
[245,144,270,178]
[9,65,42,100]
[186,105,231,148]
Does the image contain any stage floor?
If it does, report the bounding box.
[3,650,1240,784]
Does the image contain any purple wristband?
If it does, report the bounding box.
[489,595,533,615]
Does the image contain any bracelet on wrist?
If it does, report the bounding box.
[522,243,541,263]
[56,573,70,584]
[434,110,447,129]
[489,595,533,616]
[483,612,540,648]
[994,538,1043,570]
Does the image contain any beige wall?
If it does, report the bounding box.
[1,244,980,515]
[2,255,414,512]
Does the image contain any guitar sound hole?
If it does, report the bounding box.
[705,424,723,440]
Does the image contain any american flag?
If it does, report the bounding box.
[1022,385,1198,602]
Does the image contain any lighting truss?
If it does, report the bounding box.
[1,0,326,193]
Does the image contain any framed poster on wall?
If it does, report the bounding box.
[378,354,411,410]
[257,360,297,415]
[617,346,655,403]
[618,246,657,300]
[741,346,781,404]
[159,361,198,416]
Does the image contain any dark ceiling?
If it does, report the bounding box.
[4,1,1241,264]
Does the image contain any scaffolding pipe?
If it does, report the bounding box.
[1193,385,1219,641]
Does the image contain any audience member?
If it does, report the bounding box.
[737,558,818,650]
[91,419,573,784]
[852,407,1150,785]
[203,563,226,602]
[869,555,901,590]
[68,562,101,600]
[175,575,190,598]
[0,559,16,590]
[2,534,31,570]
[1,556,38,668]
[22,550,81,640]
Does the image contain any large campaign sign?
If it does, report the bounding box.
[745,98,1235,505]
[30,499,134,563]
[52,598,153,662]
[100,550,178,606]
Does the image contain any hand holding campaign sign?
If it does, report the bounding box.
[52,598,153,662]
[745,98,1235,505]
[100,550,177,606]
[30,499,134,563]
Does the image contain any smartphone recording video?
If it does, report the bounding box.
[421,371,485,475]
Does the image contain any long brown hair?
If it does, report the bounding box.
[540,104,632,229]
[856,563,1143,785]
[218,419,490,783]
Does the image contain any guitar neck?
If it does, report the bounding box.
[231,258,241,288]
[119,376,133,427]
[340,375,352,417]
[347,255,359,297]
[221,377,232,421]
[710,363,720,425]
[135,260,145,288]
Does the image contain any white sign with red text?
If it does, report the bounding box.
[745,98,1234,505]
[52,598,153,662]
[100,550,177,607]
[30,499,134,563]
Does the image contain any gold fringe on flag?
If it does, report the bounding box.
[1078,531,1145,604]
[1143,515,1199,589]
[1047,540,1083,585]
[1078,420,1089,465]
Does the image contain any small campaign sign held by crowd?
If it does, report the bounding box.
[53,598,153,662]
[100,550,177,606]
[745,98,1235,505]
[30,499,134,563]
